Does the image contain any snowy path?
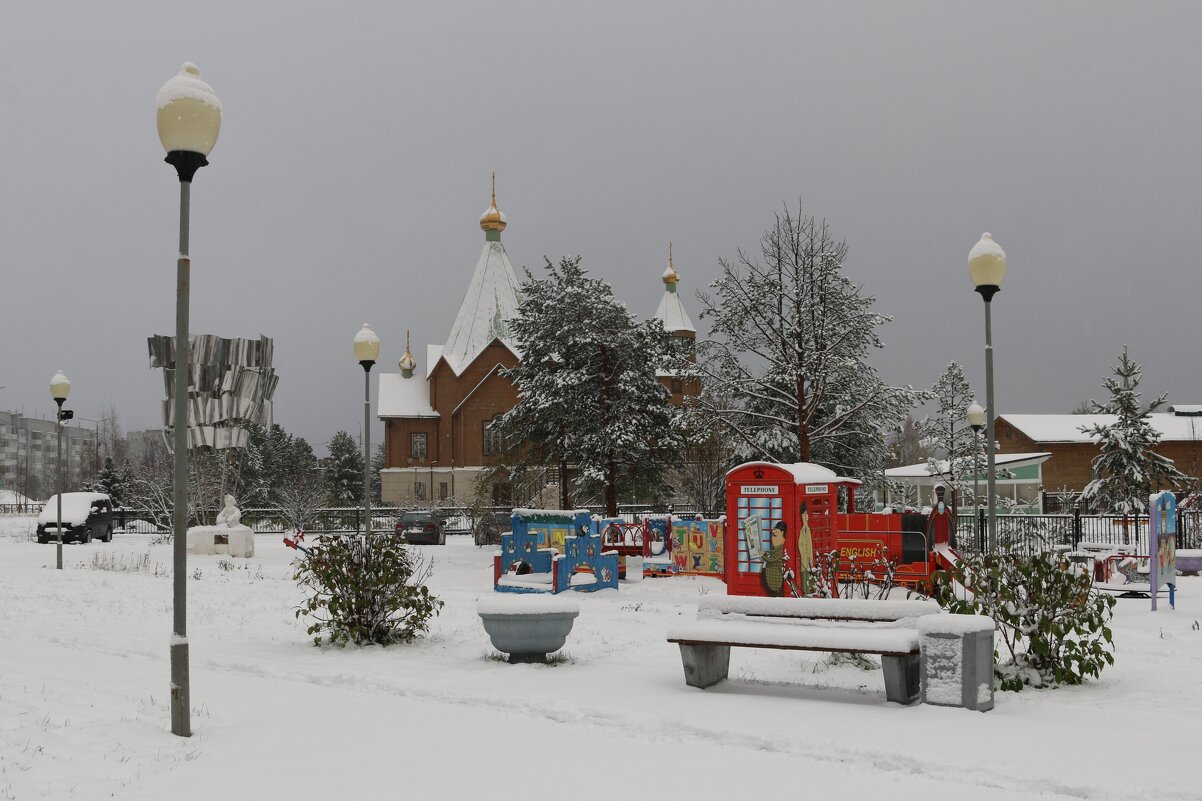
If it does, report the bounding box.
[2,522,1200,800]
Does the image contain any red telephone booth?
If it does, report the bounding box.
[724,462,861,597]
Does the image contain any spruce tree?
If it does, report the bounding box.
[1079,347,1185,515]
[326,431,365,506]
[918,362,984,509]
[498,256,683,515]
[88,457,131,507]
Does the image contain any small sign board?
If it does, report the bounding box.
[741,485,778,496]
[1149,491,1177,611]
[805,484,829,495]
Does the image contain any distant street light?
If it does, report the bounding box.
[157,60,222,739]
[354,324,380,534]
[966,400,986,551]
[968,233,1007,554]
[49,371,72,570]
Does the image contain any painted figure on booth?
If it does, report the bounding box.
[762,521,789,596]
[798,502,814,595]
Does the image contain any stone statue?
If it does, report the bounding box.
[216,494,242,528]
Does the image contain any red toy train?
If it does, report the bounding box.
[723,461,955,597]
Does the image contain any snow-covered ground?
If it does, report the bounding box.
[2,514,1200,800]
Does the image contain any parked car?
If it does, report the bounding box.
[396,511,446,545]
[36,493,115,544]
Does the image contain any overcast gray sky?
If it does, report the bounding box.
[2,1,1200,453]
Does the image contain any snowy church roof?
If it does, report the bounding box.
[377,373,439,418]
[654,290,695,334]
[436,190,522,376]
[653,244,695,334]
[1002,412,1202,443]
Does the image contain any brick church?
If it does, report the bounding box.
[377,180,698,505]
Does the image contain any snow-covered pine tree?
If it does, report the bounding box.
[1079,346,1185,515]
[917,362,983,510]
[690,202,927,494]
[497,256,683,515]
[325,430,365,506]
[85,456,131,507]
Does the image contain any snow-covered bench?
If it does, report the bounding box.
[667,596,942,705]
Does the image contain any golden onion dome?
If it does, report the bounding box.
[398,330,417,377]
[479,172,508,233]
[662,242,679,289]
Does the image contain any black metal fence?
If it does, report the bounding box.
[954,509,1202,555]
[102,504,708,536]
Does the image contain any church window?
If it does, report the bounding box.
[483,419,504,456]
[410,432,427,460]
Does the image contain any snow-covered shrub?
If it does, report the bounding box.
[928,551,1116,691]
[294,533,443,646]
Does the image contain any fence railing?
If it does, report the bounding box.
[954,509,1201,555]
[106,504,710,536]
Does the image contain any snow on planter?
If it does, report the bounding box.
[477,594,580,663]
[918,614,995,712]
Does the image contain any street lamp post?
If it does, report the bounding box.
[967,401,986,552]
[968,233,1007,554]
[50,371,72,570]
[157,61,222,738]
[354,325,380,535]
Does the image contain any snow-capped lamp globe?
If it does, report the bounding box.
[49,370,71,406]
[157,62,222,183]
[968,232,1006,302]
[398,330,417,379]
[966,401,986,431]
[354,323,381,370]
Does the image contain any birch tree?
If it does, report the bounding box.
[690,202,927,492]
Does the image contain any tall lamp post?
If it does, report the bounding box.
[354,324,380,535]
[157,61,222,738]
[968,233,1007,554]
[966,401,986,552]
[50,371,72,570]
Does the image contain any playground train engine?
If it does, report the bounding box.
[722,461,954,598]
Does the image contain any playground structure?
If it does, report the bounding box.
[493,510,620,594]
[723,461,949,598]
[598,514,726,578]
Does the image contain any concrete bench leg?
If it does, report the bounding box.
[678,644,730,689]
[881,654,920,705]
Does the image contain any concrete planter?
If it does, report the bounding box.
[477,595,580,664]
[1177,550,1202,576]
[919,614,996,712]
